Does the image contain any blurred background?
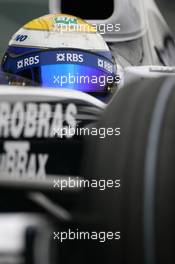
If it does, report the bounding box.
[158,0,175,31]
[0,0,174,59]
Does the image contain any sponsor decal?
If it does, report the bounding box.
[53,16,78,26]
[0,102,78,179]
[0,102,77,139]
[0,141,48,179]
[15,34,28,42]
[17,55,40,70]
[98,59,113,74]
[56,53,84,63]
[7,50,114,74]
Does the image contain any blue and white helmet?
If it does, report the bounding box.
[1,13,117,99]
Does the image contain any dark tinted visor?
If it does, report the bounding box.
[2,48,117,96]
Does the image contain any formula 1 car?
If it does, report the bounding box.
[0,0,175,264]
[50,0,175,78]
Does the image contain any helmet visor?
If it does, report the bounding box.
[2,48,117,95]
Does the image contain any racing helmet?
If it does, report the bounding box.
[1,14,117,99]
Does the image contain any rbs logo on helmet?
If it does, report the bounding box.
[15,34,28,42]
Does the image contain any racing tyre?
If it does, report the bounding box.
[83,77,175,264]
